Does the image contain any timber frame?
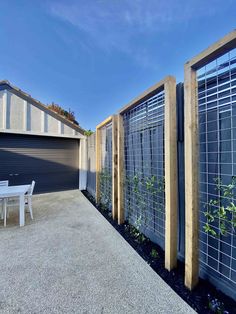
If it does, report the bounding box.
[184,29,236,290]
[118,75,178,271]
[96,115,118,220]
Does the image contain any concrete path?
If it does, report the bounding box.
[0,190,195,313]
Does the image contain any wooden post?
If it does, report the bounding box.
[117,114,124,224]
[95,127,101,204]
[112,115,118,220]
[164,77,178,271]
[184,64,199,289]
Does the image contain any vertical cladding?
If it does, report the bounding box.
[61,122,65,134]
[64,123,74,135]
[99,122,112,211]
[0,90,3,129]
[30,104,42,132]
[26,102,31,131]
[47,114,59,134]
[8,93,24,130]
[123,90,166,248]
[197,48,236,292]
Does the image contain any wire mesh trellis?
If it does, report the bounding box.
[99,122,113,211]
[197,48,236,288]
[122,90,166,248]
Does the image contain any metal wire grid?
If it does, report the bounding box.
[99,122,112,211]
[123,90,165,247]
[197,48,236,285]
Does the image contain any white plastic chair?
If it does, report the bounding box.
[5,181,35,226]
[25,180,35,220]
[0,181,9,221]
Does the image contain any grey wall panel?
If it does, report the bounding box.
[30,104,42,132]
[0,133,80,193]
[176,83,185,261]
[86,133,96,197]
[8,93,24,130]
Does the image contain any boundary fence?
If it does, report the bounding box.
[86,30,236,300]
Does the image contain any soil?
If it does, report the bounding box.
[82,190,236,314]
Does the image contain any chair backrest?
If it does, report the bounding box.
[0,180,9,187]
[28,180,35,196]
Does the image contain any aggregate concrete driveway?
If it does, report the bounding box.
[0,190,195,314]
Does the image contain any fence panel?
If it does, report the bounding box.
[118,76,177,270]
[184,30,236,297]
[123,91,166,248]
[96,116,118,219]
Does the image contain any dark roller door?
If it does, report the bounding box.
[0,133,80,193]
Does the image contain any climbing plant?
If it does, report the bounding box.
[203,176,236,237]
[99,168,112,211]
[125,172,165,233]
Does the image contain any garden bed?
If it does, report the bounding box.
[82,190,236,314]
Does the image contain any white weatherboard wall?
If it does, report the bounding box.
[0,89,84,139]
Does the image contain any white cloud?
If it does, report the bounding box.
[47,0,232,67]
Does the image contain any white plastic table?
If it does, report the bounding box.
[0,185,30,227]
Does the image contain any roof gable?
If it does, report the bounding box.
[0,80,85,135]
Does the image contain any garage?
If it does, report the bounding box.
[0,81,87,193]
[0,133,80,193]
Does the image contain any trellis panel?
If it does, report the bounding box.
[184,29,236,293]
[96,115,118,219]
[118,76,177,270]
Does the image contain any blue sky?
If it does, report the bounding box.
[0,0,235,130]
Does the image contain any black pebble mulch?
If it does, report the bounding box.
[82,190,236,314]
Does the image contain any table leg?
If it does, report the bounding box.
[3,199,7,227]
[19,194,25,227]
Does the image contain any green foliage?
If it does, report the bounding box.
[99,168,112,211]
[128,216,146,243]
[124,173,165,238]
[126,173,164,200]
[84,129,94,136]
[48,102,79,125]
[203,176,236,237]
[124,173,165,244]
[150,248,159,259]
[145,175,156,192]
[208,294,228,314]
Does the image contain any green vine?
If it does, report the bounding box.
[203,176,236,237]
[125,173,165,233]
[99,168,112,211]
